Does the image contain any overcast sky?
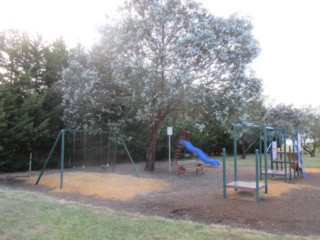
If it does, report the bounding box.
[1,0,319,108]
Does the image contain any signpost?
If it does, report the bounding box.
[167,127,173,172]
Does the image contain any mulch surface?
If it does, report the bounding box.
[1,160,320,237]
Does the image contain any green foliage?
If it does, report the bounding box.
[0,30,68,172]
[264,104,303,132]
[62,0,262,170]
[263,104,320,158]
[298,106,320,157]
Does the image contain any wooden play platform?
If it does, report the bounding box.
[265,152,303,181]
[225,180,266,201]
[264,169,289,176]
[226,181,265,191]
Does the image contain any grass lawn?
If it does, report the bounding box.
[0,186,317,240]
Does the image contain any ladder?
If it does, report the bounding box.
[172,130,191,166]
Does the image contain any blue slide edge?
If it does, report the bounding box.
[179,140,220,167]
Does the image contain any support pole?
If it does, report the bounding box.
[120,136,140,177]
[60,129,65,190]
[255,149,260,201]
[259,129,262,180]
[263,126,268,193]
[167,127,173,173]
[222,148,227,198]
[233,126,237,182]
[35,130,62,185]
[168,134,171,173]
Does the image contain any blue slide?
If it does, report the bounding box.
[179,140,220,167]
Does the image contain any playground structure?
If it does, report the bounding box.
[223,124,268,201]
[223,123,307,201]
[268,131,306,179]
[35,129,140,189]
[35,126,306,201]
[223,148,264,201]
[172,130,220,175]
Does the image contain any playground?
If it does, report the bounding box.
[1,127,320,237]
[1,159,320,237]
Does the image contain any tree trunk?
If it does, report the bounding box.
[302,139,317,157]
[144,90,184,171]
[240,138,258,159]
[312,140,317,157]
[144,119,162,171]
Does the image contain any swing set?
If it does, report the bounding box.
[35,129,140,189]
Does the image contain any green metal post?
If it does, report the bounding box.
[263,126,268,193]
[35,130,62,185]
[60,129,65,190]
[259,128,262,180]
[222,148,227,198]
[233,126,237,182]
[121,136,140,177]
[255,149,260,201]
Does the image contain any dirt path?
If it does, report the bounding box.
[1,161,320,237]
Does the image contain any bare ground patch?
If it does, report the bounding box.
[22,172,168,201]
